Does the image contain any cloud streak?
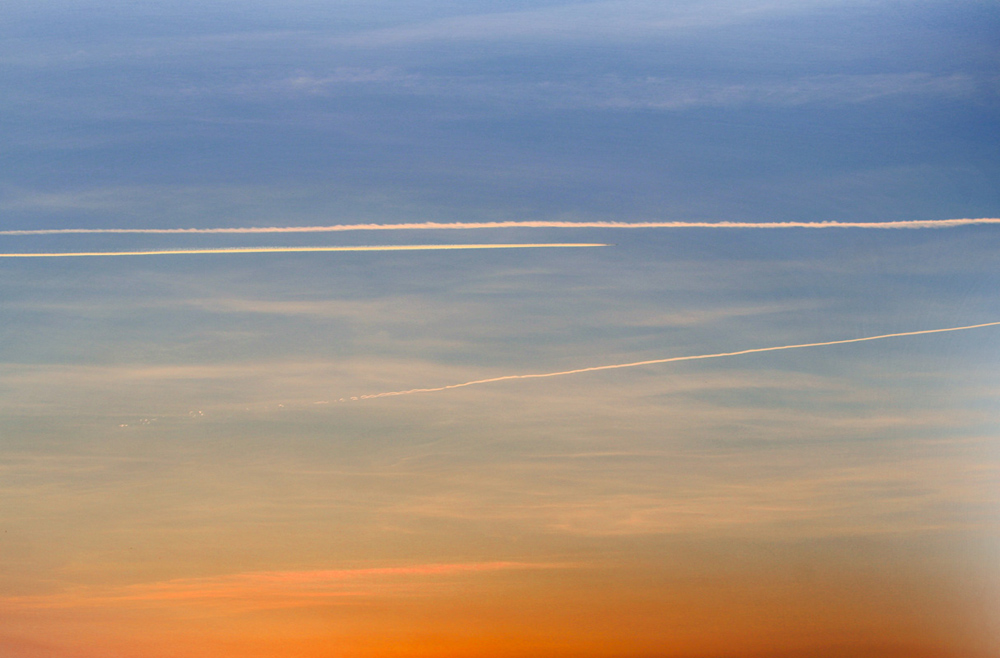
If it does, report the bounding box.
[356,321,1000,399]
[3,218,998,236]
[0,243,607,258]
[2,562,568,611]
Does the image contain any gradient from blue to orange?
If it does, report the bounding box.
[1,1,999,656]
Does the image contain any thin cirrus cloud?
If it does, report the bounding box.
[2,217,999,236]
[354,321,1000,400]
[391,450,993,538]
[267,71,980,109]
[328,0,843,48]
[2,562,569,611]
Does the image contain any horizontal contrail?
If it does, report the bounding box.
[0,243,607,258]
[357,320,1000,400]
[3,217,999,235]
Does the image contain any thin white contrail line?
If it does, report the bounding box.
[3,218,999,236]
[0,243,607,258]
[356,321,1000,400]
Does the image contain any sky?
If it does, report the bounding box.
[1,1,999,656]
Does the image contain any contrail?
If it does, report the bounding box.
[356,321,1000,400]
[3,217,999,236]
[0,243,607,258]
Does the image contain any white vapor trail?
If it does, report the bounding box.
[2,218,999,236]
[356,321,1000,400]
[0,243,607,258]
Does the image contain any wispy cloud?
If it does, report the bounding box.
[270,70,984,109]
[569,72,983,109]
[0,243,606,258]
[3,217,999,236]
[379,431,1000,538]
[328,0,854,48]
[355,321,1000,399]
[2,562,569,611]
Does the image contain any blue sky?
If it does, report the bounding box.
[3,0,998,229]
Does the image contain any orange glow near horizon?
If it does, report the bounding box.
[3,546,997,658]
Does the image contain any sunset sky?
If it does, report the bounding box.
[1,1,999,656]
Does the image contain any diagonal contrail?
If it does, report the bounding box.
[2,217,999,236]
[0,243,607,258]
[356,321,1000,400]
